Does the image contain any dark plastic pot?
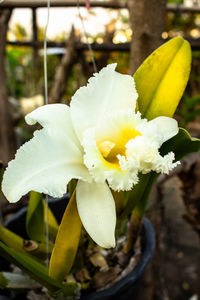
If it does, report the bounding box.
[2,196,155,300]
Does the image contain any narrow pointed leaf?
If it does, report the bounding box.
[0,241,78,298]
[49,190,82,282]
[0,241,61,292]
[134,37,191,120]
[120,172,157,218]
[68,179,77,198]
[26,191,45,241]
[0,224,53,260]
[0,224,34,257]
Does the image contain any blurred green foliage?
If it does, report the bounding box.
[12,23,28,41]
[6,47,33,98]
[177,94,200,126]
[5,6,200,139]
[167,0,183,3]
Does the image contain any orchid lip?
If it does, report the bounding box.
[82,109,179,194]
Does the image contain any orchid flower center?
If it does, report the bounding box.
[98,127,142,165]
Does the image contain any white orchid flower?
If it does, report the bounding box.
[2,64,179,248]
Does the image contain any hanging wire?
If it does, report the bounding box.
[77,0,97,73]
[43,0,51,265]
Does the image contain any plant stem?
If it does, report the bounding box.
[122,209,142,254]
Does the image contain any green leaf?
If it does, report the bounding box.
[112,190,129,217]
[134,37,191,120]
[121,172,158,218]
[1,191,53,260]
[160,127,200,161]
[0,225,31,256]
[0,224,53,260]
[26,192,59,242]
[0,272,40,290]
[26,191,45,242]
[49,190,82,282]
[0,241,60,293]
[68,179,77,198]
[0,241,78,298]
[134,173,158,217]
[116,217,128,238]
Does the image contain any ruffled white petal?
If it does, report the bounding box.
[25,103,82,151]
[76,180,116,248]
[70,64,138,141]
[143,116,179,146]
[125,136,179,175]
[2,119,91,203]
[154,152,180,174]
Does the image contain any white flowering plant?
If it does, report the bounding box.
[0,37,199,298]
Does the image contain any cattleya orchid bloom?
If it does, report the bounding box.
[2,64,179,248]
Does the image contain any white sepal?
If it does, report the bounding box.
[76,180,116,248]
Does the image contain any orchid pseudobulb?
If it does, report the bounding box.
[2,64,179,248]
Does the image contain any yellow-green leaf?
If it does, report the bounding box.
[26,192,45,242]
[0,224,53,260]
[0,225,30,256]
[43,199,59,240]
[27,192,58,242]
[0,241,78,297]
[0,240,61,293]
[134,37,191,120]
[43,200,58,229]
[49,191,82,282]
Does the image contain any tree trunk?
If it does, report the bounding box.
[32,8,40,89]
[49,27,77,104]
[128,0,166,74]
[0,9,16,165]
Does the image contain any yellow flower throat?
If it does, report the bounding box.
[98,127,141,164]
